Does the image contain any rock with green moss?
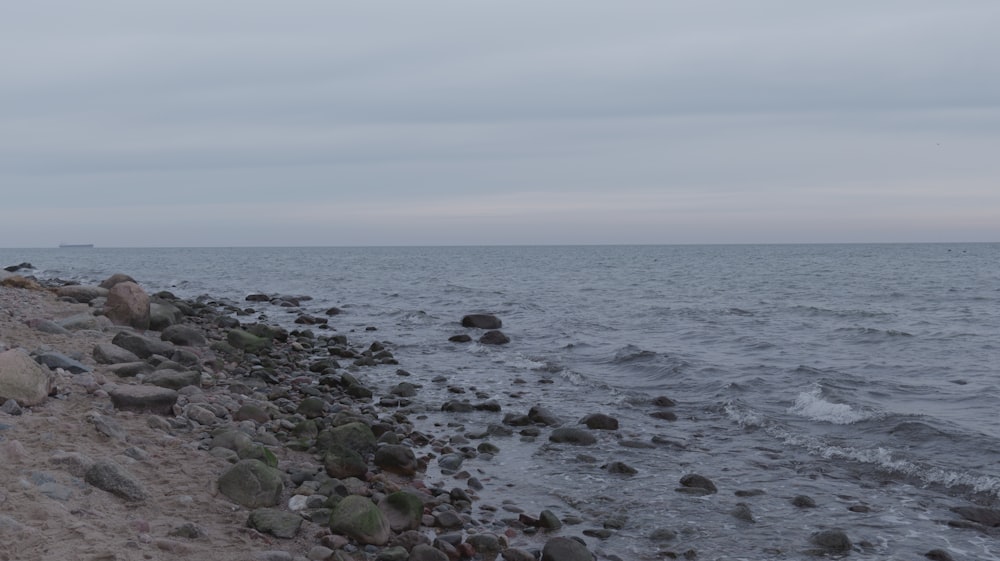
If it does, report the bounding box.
[378,491,423,532]
[329,495,391,545]
[217,459,284,508]
[323,445,368,479]
[316,422,376,455]
[247,508,302,539]
[226,329,271,353]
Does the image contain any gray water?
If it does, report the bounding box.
[4,243,999,559]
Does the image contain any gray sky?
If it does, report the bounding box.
[2,1,998,247]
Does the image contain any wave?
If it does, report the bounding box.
[790,305,894,319]
[788,385,874,424]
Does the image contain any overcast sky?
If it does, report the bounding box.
[2,1,998,247]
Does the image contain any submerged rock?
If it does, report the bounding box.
[461,314,502,329]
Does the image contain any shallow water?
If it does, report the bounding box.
[4,243,999,559]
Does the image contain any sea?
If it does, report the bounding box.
[2,243,998,560]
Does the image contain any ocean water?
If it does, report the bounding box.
[3,243,999,559]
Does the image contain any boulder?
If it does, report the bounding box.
[528,405,562,426]
[160,325,207,347]
[247,509,302,539]
[373,445,418,476]
[448,334,472,343]
[56,285,108,303]
[677,473,717,495]
[25,319,70,335]
[227,329,271,353]
[0,349,54,406]
[461,314,502,329]
[112,331,174,359]
[328,495,391,546]
[57,312,112,331]
[378,491,423,532]
[107,361,153,377]
[93,343,141,365]
[144,369,201,390]
[548,428,596,445]
[541,537,595,561]
[951,506,1000,527]
[316,422,377,455]
[149,301,185,331]
[3,262,33,272]
[579,413,619,430]
[479,330,510,345]
[85,460,148,501]
[809,529,852,554]
[35,351,91,374]
[99,273,137,290]
[409,544,449,561]
[104,281,150,330]
[217,460,284,509]
[323,446,368,479]
[108,384,178,415]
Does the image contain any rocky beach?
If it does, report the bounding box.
[1,255,997,561]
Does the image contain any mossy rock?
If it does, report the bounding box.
[316,422,376,455]
[226,329,271,353]
[217,459,284,508]
[378,491,423,532]
[329,495,391,546]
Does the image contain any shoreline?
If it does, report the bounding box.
[1,264,997,560]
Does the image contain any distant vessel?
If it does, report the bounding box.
[58,243,94,248]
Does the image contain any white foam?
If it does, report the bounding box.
[788,386,870,424]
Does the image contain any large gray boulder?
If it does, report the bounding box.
[217,460,284,509]
[541,537,595,561]
[328,495,391,546]
[35,351,91,374]
[93,343,141,365]
[247,509,302,539]
[104,281,150,330]
[144,369,201,390]
[56,285,108,303]
[160,325,207,347]
[85,460,148,502]
[149,301,185,331]
[108,384,178,415]
[112,331,174,359]
[0,349,54,406]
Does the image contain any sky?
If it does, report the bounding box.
[1,1,999,247]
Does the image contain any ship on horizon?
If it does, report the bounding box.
[58,242,94,248]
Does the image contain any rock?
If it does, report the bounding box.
[539,509,562,530]
[3,262,33,272]
[378,491,423,532]
[408,544,449,561]
[93,343,141,365]
[479,330,510,345]
[218,460,284,509]
[144,369,201,390]
[676,473,717,495]
[297,396,327,418]
[227,329,271,353]
[34,351,92,374]
[809,529,852,554]
[247,509,302,539]
[323,446,368,479]
[652,396,676,407]
[167,522,205,539]
[466,534,502,561]
[730,502,755,523]
[792,495,817,508]
[448,334,472,343]
[925,549,956,561]
[604,461,637,475]
[99,273,137,289]
[104,281,151,330]
[541,536,595,561]
[437,453,464,472]
[329,495,391,546]
[1,275,42,290]
[112,331,174,359]
[85,460,148,501]
[235,404,271,424]
[649,528,677,542]
[149,301,185,330]
[0,349,54,406]
[160,325,207,347]
[316,422,377,455]
[186,404,220,426]
[107,361,154,377]
[549,428,596,446]
[109,384,178,414]
[951,506,1000,527]
[56,285,108,303]
[374,445,418,476]
[27,319,71,335]
[579,413,619,430]
[529,405,561,426]
[1,399,22,416]
[57,312,112,331]
[461,314,502,329]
